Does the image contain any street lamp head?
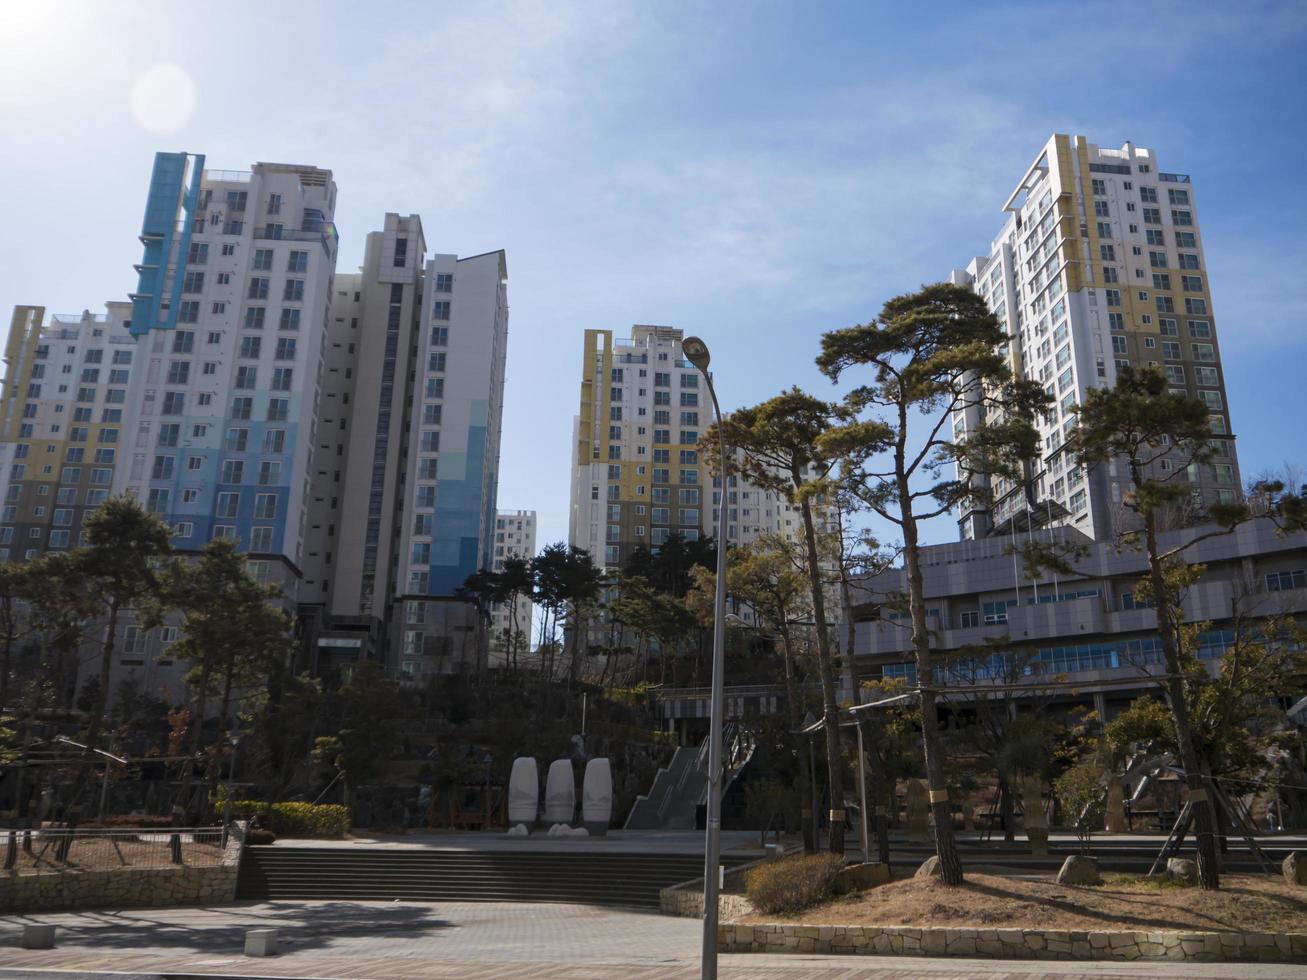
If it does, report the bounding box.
[682,336,711,373]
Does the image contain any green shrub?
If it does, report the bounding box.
[744,853,844,914]
[228,801,349,838]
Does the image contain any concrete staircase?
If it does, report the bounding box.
[625,723,755,831]
[236,847,732,909]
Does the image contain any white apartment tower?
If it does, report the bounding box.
[951,135,1239,542]
[0,152,512,695]
[569,325,806,569]
[490,508,536,664]
[297,216,510,680]
[118,153,339,594]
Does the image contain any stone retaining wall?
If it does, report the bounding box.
[659,856,765,919]
[719,923,1307,963]
[0,826,244,914]
[660,884,755,919]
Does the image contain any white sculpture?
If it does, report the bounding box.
[582,758,613,836]
[544,759,576,825]
[507,757,539,827]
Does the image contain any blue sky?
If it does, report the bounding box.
[2,0,1304,553]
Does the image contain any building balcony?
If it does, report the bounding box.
[203,169,253,183]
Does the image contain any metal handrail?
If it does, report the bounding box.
[655,682,818,701]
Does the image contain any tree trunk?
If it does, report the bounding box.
[176,663,212,826]
[999,775,1015,842]
[899,482,964,885]
[866,740,892,866]
[60,600,120,826]
[0,596,14,710]
[1142,505,1220,890]
[797,490,844,854]
[778,622,816,853]
[204,656,239,822]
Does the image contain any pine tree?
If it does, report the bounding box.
[818,282,1049,883]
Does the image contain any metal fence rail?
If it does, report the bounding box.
[2,827,225,875]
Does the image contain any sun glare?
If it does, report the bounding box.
[130,64,198,135]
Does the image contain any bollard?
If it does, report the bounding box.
[244,927,278,957]
[5,831,15,870]
[764,843,780,860]
[170,833,183,865]
[22,829,32,853]
[22,924,55,950]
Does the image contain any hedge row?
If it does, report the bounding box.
[228,801,350,838]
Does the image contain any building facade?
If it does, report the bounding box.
[950,135,1239,543]
[847,519,1307,716]
[289,220,509,682]
[0,304,136,562]
[119,153,339,588]
[0,154,510,698]
[489,508,536,664]
[569,325,805,570]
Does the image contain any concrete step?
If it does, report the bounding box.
[236,846,739,909]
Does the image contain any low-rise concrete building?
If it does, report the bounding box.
[848,518,1307,718]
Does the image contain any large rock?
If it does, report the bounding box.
[1283,851,1307,886]
[1055,854,1101,886]
[1166,857,1198,885]
[834,862,892,894]
[914,856,942,879]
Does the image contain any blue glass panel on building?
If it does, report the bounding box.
[131,152,204,337]
[427,403,491,596]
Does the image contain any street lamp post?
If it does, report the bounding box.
[682,335,728,980]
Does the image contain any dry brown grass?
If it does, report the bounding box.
[2,833,225,875]
[742,872,1307,934]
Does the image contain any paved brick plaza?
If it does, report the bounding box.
[2,901,1304,979]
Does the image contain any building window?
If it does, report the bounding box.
[1266,570,1306,592]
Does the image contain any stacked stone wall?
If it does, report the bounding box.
[0,825,243,913]
[719,923,1307,962]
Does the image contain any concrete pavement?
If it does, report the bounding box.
[3,901,1306,979]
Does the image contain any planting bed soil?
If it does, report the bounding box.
[742,872,1307,934]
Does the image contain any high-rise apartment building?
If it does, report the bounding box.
[569,326,805,570]
[489,509,536,663]
[0,304,136,560]
[0,153,511,696]
[118,153,339,594]
[950,135,1239,542]
[298,216,509,680]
